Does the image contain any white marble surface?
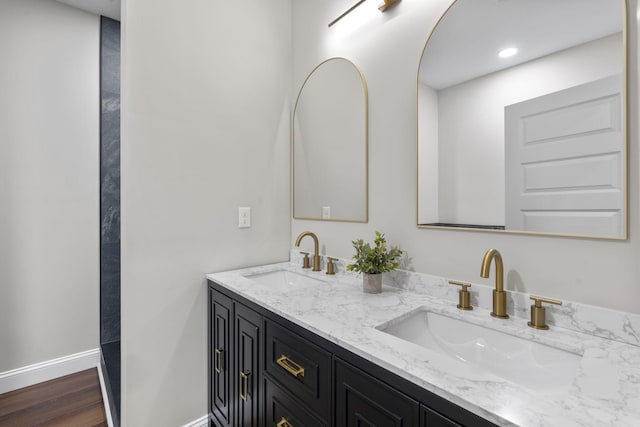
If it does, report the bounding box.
[207,256,640,427]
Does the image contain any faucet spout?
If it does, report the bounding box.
[480,249,509,319]
[480,249,503,292]
[295,231,321,271]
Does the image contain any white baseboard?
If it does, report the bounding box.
[182,415,208,427]
[0,348,100,394]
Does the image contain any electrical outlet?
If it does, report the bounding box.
[238,207,251,228]
[322,206,331,219]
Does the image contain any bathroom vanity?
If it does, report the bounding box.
[206,259,640,427]
[207,282,489,427]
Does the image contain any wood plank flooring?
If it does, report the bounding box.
[0,368,107,427]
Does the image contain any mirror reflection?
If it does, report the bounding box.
[293,57,368,222]
[417,0,627,238]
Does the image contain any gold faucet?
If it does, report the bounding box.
[480,249,509,319]
[295,231,321,271]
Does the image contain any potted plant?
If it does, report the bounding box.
[346,231,404,294]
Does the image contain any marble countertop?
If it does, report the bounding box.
[207,261,640,427]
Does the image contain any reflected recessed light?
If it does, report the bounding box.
[498,47,518,58]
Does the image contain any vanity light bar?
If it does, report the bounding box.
[378,0,400,12]
[328,0,401,28]
[329,0,367,27]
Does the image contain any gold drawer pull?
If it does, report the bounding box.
[214,348,223,374]
[276,355,305,378]
[239,370,250,401]
[277,417,293,427]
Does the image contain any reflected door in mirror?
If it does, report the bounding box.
[417,0,627,239]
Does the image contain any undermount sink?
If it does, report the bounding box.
[377,309,582,392]
[244,269,326,290]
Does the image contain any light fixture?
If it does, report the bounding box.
[378,0,400,12]
[328,0,401,28]
[498,47,518,58]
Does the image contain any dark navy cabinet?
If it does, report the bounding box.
[209,288,263,427]
[208,280,496,427]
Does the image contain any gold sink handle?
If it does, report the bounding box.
[528,295,562,330]
[448,280,473,310]
[300,252,311,269]
[326,257,338,275]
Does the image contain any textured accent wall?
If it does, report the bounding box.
[100,15,121,423]
[100,16,121,347]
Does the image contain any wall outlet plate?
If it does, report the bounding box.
[322,206,331,219]
[238,207,251,228]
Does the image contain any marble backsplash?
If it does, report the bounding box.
[290,250,640,347]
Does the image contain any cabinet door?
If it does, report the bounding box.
[210,289,233,427]
[236,302,262,427]
[335,358,420,427]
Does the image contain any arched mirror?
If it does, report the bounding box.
[293,57,368,222]
[417,0,627,239]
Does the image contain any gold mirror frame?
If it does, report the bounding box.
[293,57,369,223]
[416,0,629,240]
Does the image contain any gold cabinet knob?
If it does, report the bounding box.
[448,280,473,310]
[326,257,338,275]
[528,295,562,330]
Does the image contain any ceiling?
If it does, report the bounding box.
[54,0,120,21]
[420,0,622,89]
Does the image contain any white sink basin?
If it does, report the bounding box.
[244,270,326,290]
[378,309,581,392]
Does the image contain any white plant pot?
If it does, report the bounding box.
[363,273,382,294]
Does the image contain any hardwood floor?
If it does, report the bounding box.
[0,368,107,427]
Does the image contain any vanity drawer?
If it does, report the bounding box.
[265,378,327,427]
[335,358,420,427]
[265,320,331,419]
[422,406,461,427]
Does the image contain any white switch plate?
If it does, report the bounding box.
[238,207,251,228]
[322,206,331,219]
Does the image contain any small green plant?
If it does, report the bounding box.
[346,231,404,274]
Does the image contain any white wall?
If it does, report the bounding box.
[292,0,640,314]
[418,82,439,223]
[121,0,292,425]
[434,34,622,225]
[0,0,99,373]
